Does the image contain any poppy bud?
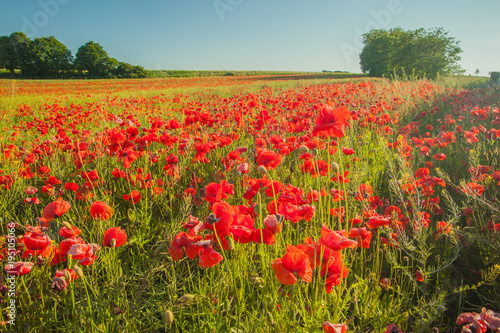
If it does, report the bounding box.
[299,145,309,153]
[178,294,195,304]
[164,310,174,325]
[227,237,235,250]
[331,162,340,174]
[257,165,267,175]
[312,149,318,156]
[63,270,72,282]
[62,221,72,229]
[73,265,84,279]
[254,204,260,216]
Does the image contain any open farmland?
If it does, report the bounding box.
[0,74,499,332]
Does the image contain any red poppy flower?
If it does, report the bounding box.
[252,228,276,245]
[415,168,430,178]
[24,197,41,204]
[272,245,313,285]
[384,324,402,333]
[49,247,66,266]
[312,105,350,138]
[348,227,372,248]
[5,261,33,276]
[355,183,373,201]
[319,224,357,251]
[103,227,127,247]
[123,190,141,204]
[42,200,71,222]
[256,149,282,170]
[263,215,281,234]
[64,182,79,192]
[169,231,202,261]
[199,246,224,268]
[380,277,391,290]
[67,243,94,260]
[90,201,114,220]
[23,231,51,251]
[264,180,284,197]
[432,153,447,160]
[322,322,348,333]
[60,225,81,238]
[202,201,236,237]
[81,170,100,183]
[462,182,484,196]
[60,237,85,255]
[436,221,452,234]
[205,181,234,204]
[25,186,38,195]
[341,147,355,155]
[237,163,249,174]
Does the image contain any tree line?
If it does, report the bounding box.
[359,27,465,79]
[0,32,147,79]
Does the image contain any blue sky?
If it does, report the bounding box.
[0,0,499,75]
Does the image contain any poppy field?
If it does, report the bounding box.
[0,74,499,332]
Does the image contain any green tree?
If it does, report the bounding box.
[113,62,148,78]
[360,27,464,79]
[74,41,117,77]
[0,36,9,69]
[359,29,394,77]
[0,32,31,74]
[22,36,73,77]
